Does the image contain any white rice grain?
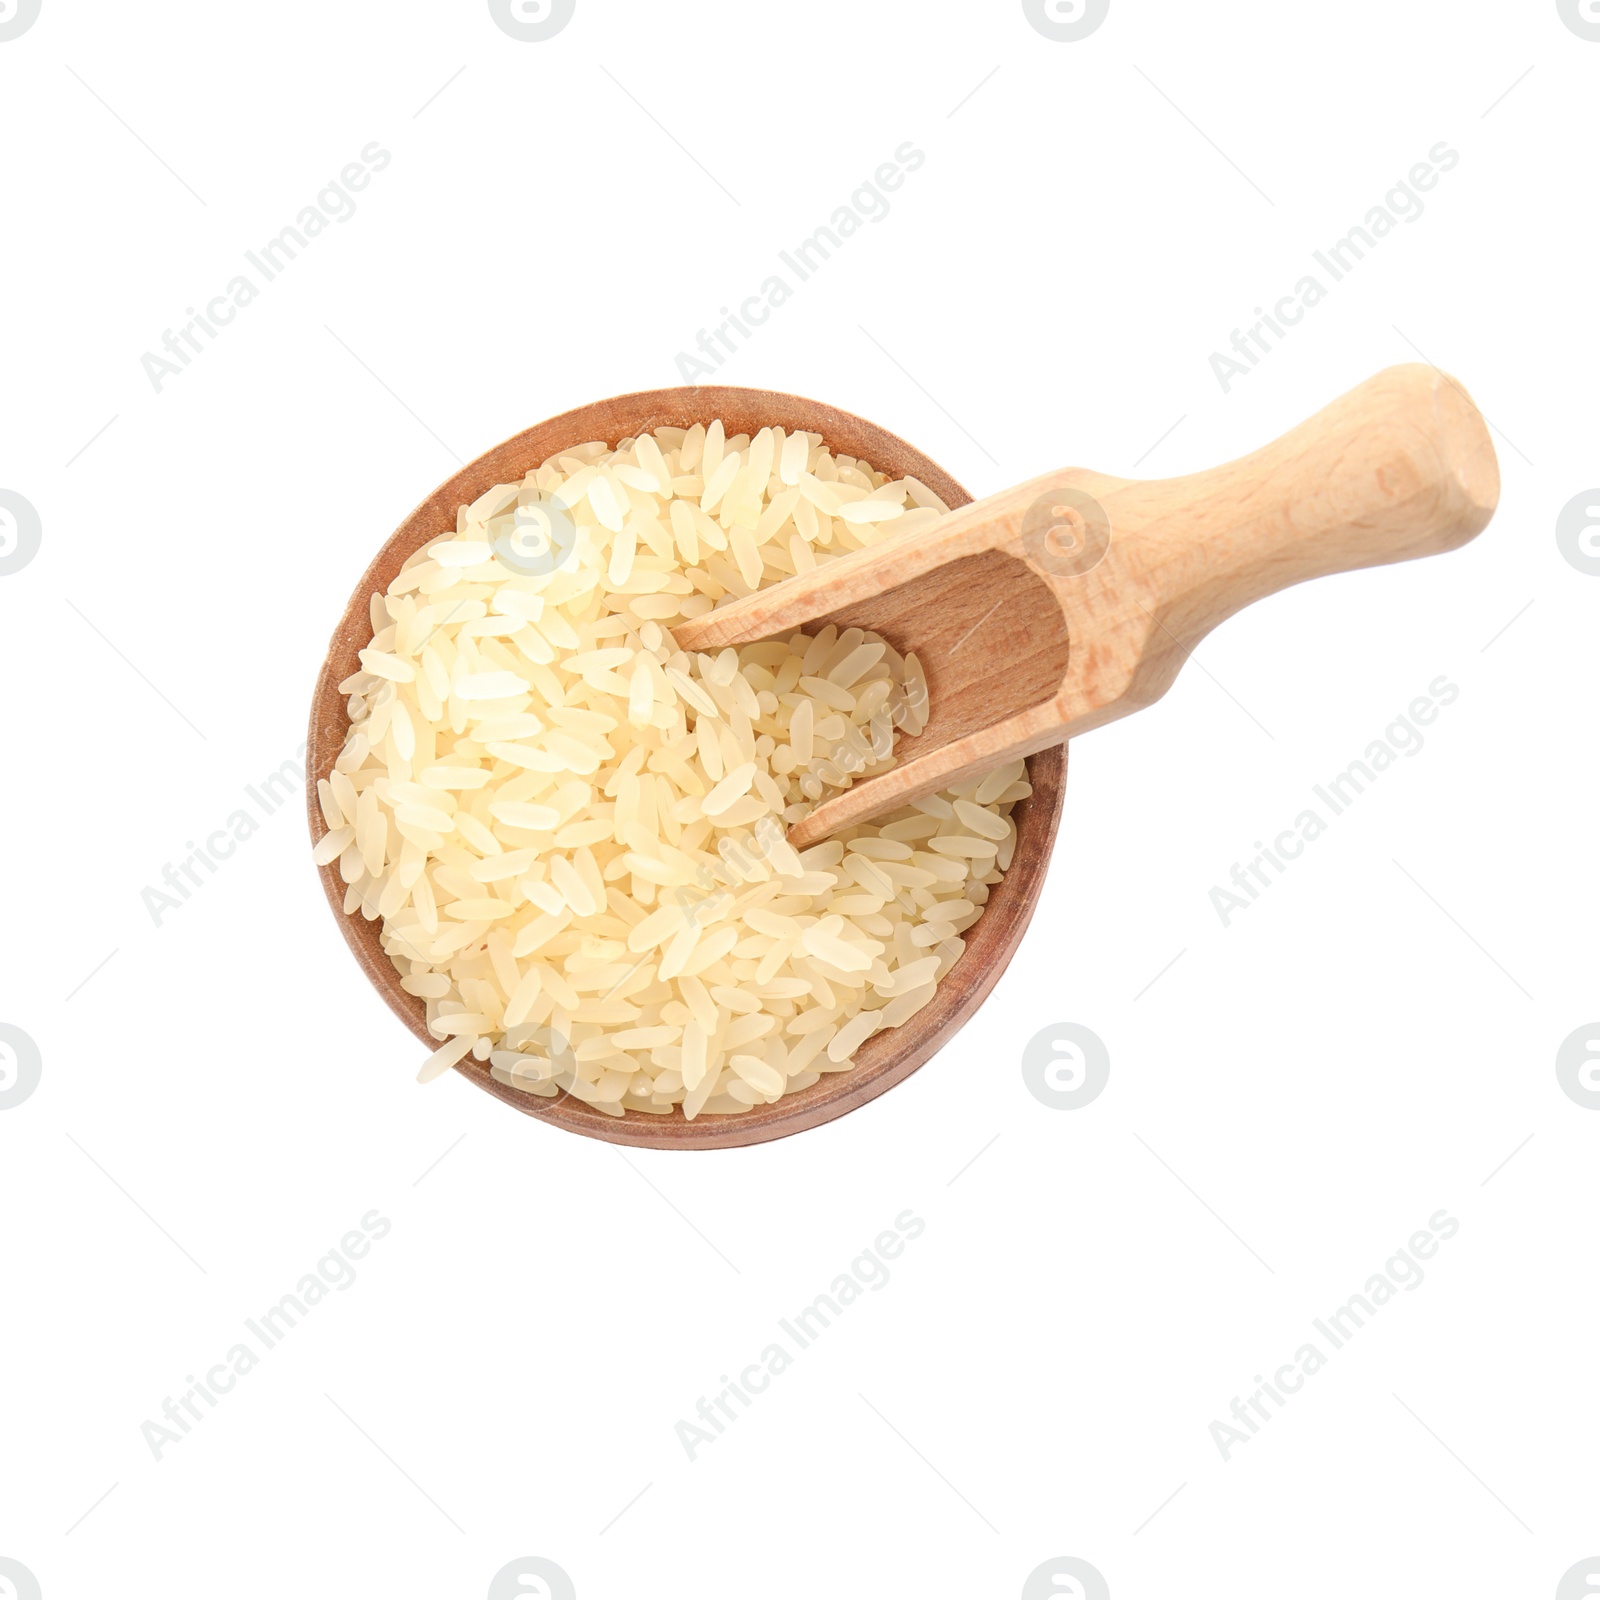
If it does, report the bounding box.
[320,421,1023,1115]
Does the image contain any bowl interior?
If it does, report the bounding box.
[307,386,1065,1149]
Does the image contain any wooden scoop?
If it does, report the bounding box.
[674,364,1499,848]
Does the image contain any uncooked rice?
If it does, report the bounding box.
[317,421,1031,1118]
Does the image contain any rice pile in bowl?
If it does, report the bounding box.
[314,420,1032,1119]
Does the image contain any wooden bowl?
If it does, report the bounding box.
[307,387,1066,1149]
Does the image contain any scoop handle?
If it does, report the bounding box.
[1088,364,1499,682]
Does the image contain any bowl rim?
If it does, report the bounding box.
[306,385,1065,1149]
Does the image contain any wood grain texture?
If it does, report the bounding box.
[680,365,1500,848]
[306,386,1065,1150]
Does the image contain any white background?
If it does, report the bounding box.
[2,2,1596,1597]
